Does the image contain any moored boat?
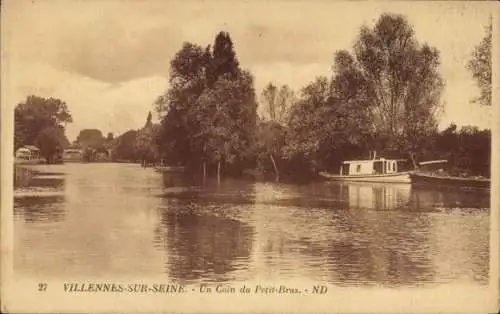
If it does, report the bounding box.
[319,157,412,183]
[410,160,490,190]
[409,172,490,190]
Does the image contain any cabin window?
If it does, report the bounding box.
[392,162,396,172]
[356,165,361,173]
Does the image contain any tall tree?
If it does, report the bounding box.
[112,130,138,162]
[467,17,492,106]
[156,42,212,166]
[211,31,240,82]
[35,125,68,163]
[76,129,105,150]
[334,13,444,162]
[257,82,296,180]
[260,83,295,125]
[156,32,257,179]
[14,95,72,151]
[145,111,153,128]
[196,70,257,179]
[136,112,160,166]
[255,120,286,180]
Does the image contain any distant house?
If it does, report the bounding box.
[15,145,41,161]
[62,148,83,162]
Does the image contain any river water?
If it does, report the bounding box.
[13,163,490,287]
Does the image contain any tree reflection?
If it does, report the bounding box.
[29,177,65,190]
[152,178,489,286]
[327,209,436,286]
[14,196,66,223]
[154,198,254,282]
[409,185,490,211]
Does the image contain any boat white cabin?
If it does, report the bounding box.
[320,158,411,183]
[340,158,404,176]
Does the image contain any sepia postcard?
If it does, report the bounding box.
[1,0,499,313]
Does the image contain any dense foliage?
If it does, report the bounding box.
[14,95,72,163]
[14,14,491,179]
[467,18,492,106]
[112,130,139,162]
[149,18,489,180]
[335,14,443,160]
[260,83,295,125]
[156,31,258,177]
[135,112,160,165]
[75,129,105,150]
[423,124,491,177]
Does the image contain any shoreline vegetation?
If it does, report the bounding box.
[13,14,492,184]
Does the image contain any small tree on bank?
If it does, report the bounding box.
[257,83,296,180]
[136,111,160,167]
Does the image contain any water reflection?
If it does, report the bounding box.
[249,181,488,286]
[339,183,411,210]
[14,195,66,223]
[409,185,490,211]
[326,210,435,286]
[13,164,490,286]
[14,168,67,223]
[15,166,65,193]
[154,201,254,282]
[154,178,256,282]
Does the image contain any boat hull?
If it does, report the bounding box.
[319,171,412,183]
[154,166,186,173]
[410,173,490,189]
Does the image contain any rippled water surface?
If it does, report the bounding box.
[14,163,490,286]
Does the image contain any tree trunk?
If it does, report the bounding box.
[203,161,207,185]
[409,151,418,170]
[217,161,221,184]
[269,153,279,181]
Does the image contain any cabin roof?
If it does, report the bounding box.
[419,160,448,165]
[342,158,406,165]
[23,145,40,151]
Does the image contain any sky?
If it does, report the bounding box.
[1,0,494,141]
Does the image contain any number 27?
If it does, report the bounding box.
[38,283,48,291]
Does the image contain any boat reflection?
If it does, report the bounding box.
[249,181,488,286]
[339,182,411,210]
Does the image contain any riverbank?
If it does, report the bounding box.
[14,158,45,165]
